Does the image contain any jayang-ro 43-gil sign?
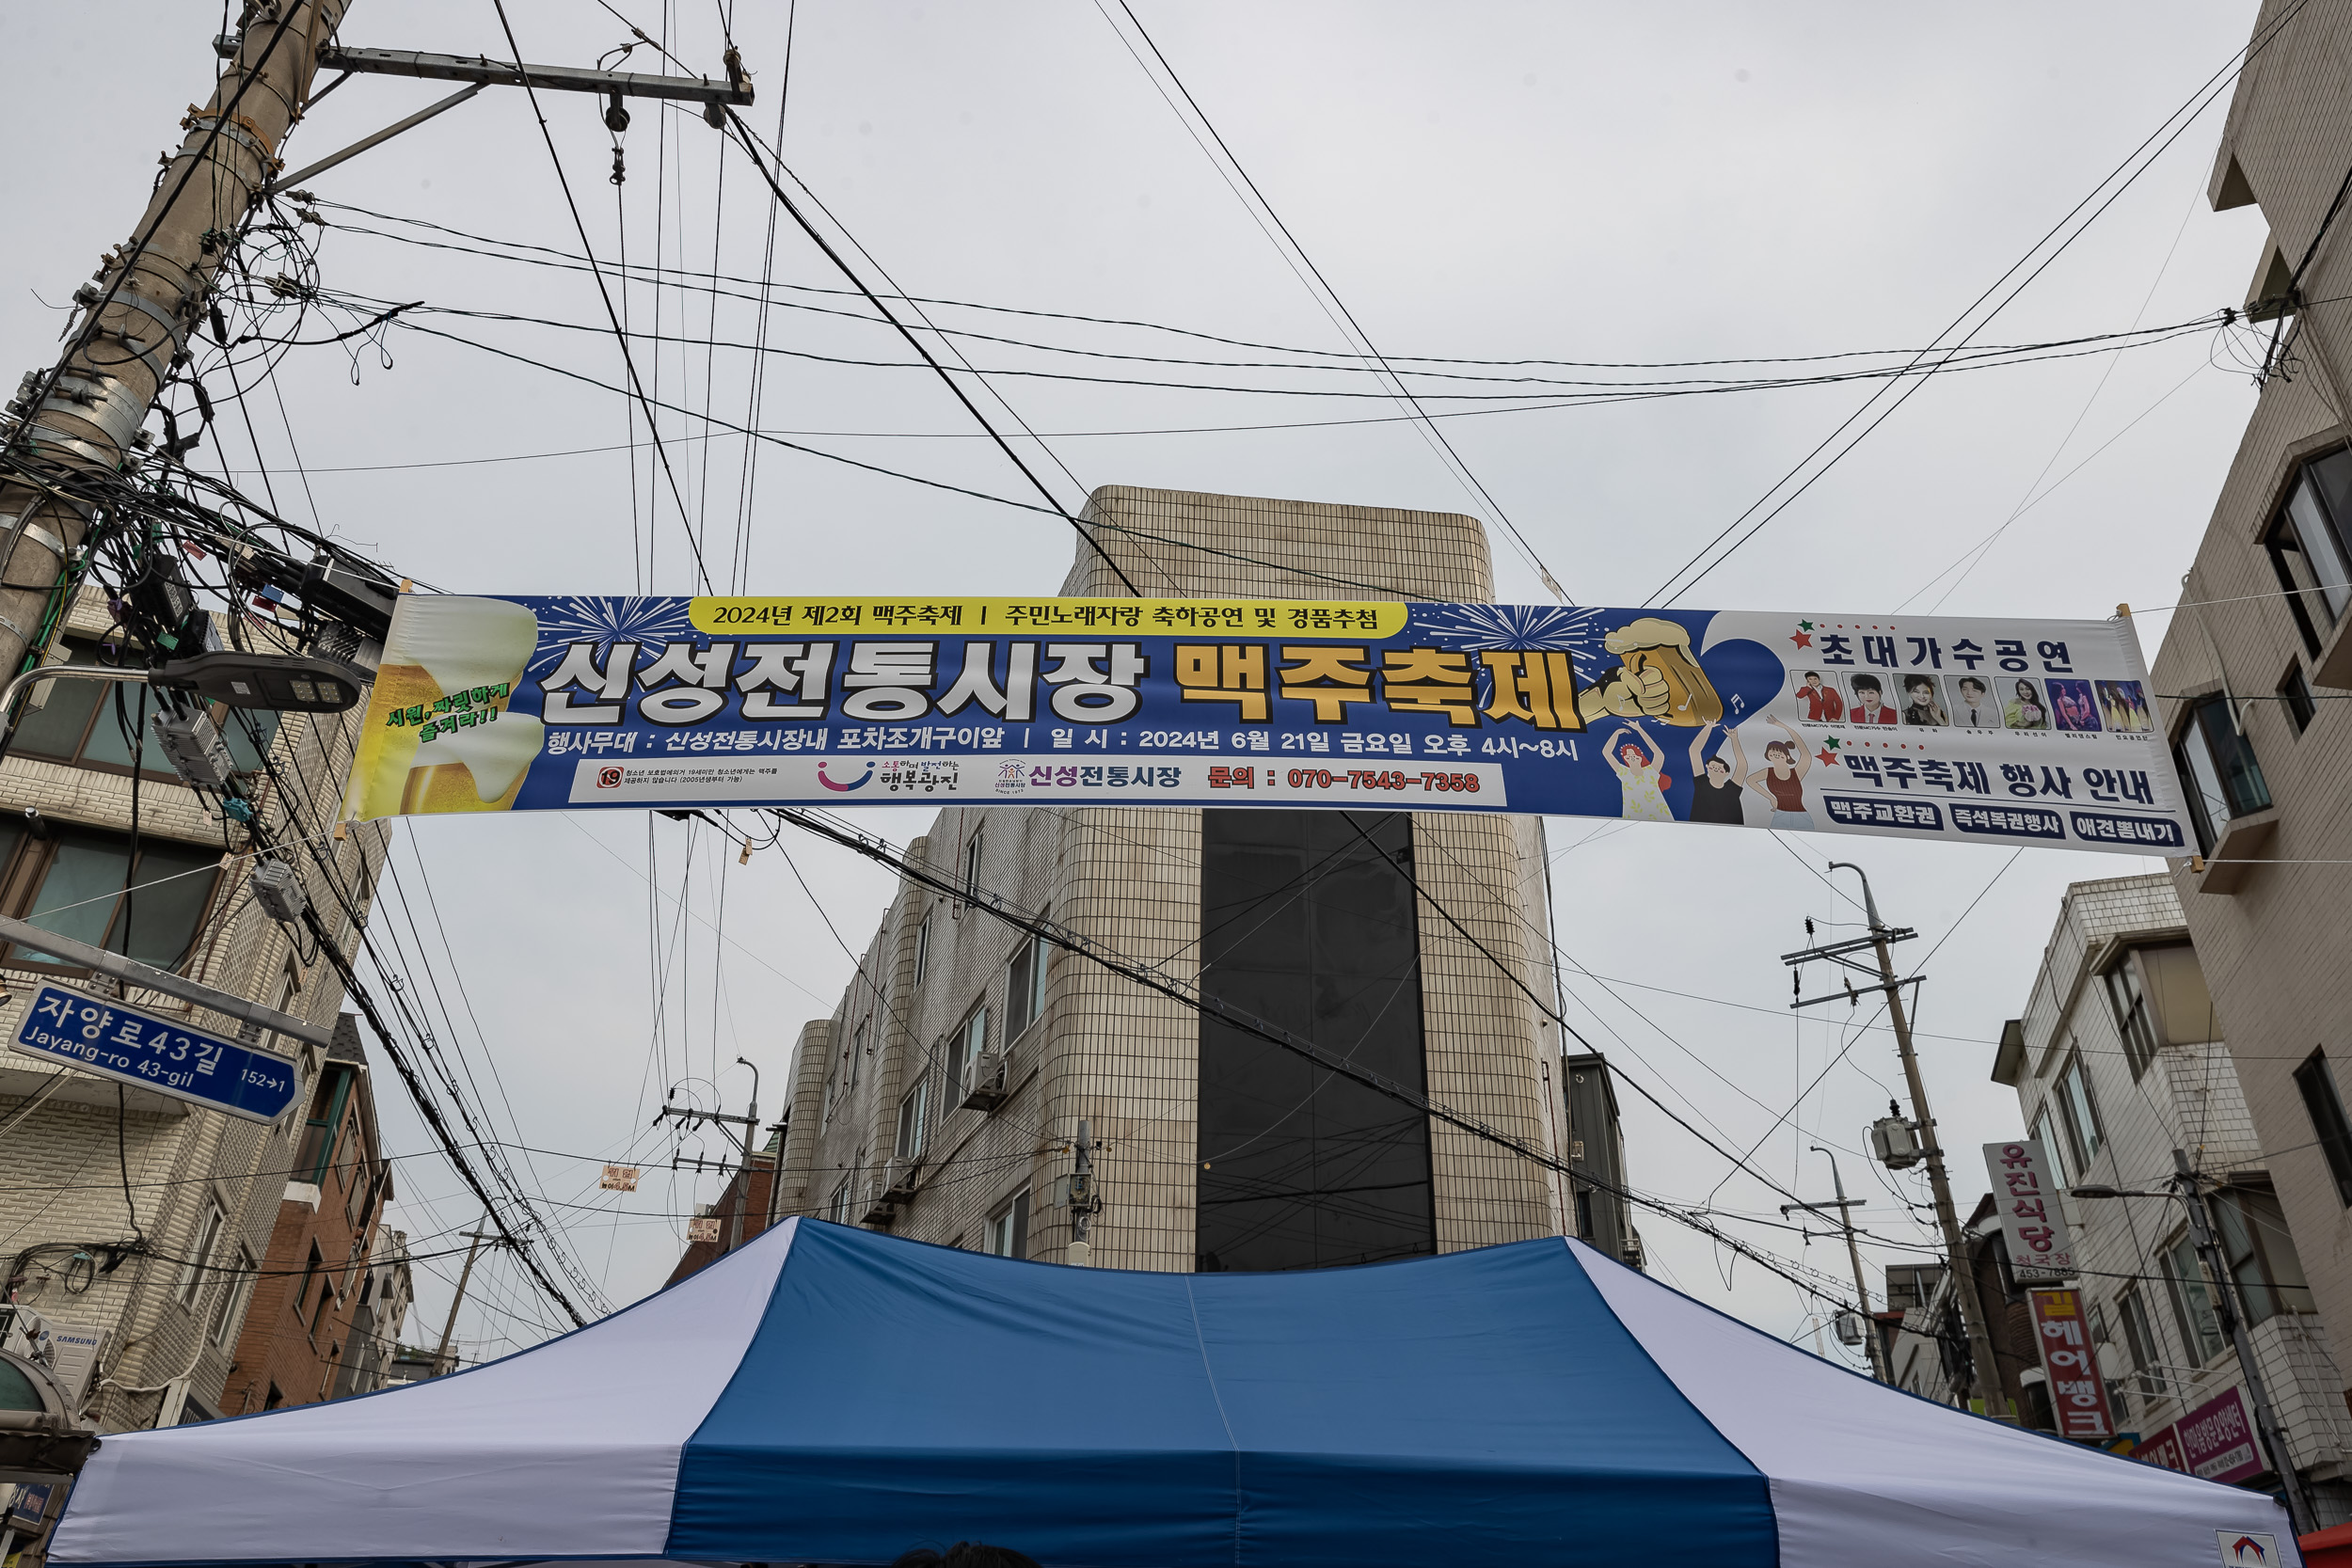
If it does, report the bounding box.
[339,594,2195,856]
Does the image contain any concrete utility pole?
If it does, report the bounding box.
[1786,863,2005,1416]
[430,1223,497,1376]
[728,1057,759,1255]
[1784,1146,1886,1382]
[2171,1148,2316,1537]
[0,0,350,681]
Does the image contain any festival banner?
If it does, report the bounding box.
[338,594,2194,856]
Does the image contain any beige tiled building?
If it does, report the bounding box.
[0,589,389,1432]
[2147,0,2352,1435]
[772,486,1618,1272]
[1993,875,2350,1517]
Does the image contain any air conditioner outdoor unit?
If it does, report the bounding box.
[958,1048,1007,1112]
[861,1161,918,1226]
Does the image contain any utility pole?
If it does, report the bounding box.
[729,1057,758,1254]
[431,1223,498,1376]
[0,0,350,682]
[657,1069,765,1254]
[1068,1119,1098,1266]
[1783,1146,1886,1382]
[1784,863,2004,1418]
[2172,1148,2316,1537]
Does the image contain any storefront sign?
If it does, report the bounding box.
[1984,1139,2076,1278]
[2027,1287,2117,1441]
[340,595,2191,854]
[2140,1387,2265,1486]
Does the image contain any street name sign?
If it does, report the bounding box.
[10,984,301,1123]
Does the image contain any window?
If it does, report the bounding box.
[176,1202,225,1307]
[2172,696,2271,854]
[2295,1050,2352,1207]
[983,1190,1028,1259]
[2213,1185,2315,1324]
[2162,1232,2227,1365]
[913,912,931,986]
[2117,1286,2162,1400]
[948,1006,988,1090]
[294,1243,325,1328]
[829,1180,852,1224]
[210,1247,255,1348]
[961,829,984,902]
[1005,930,1049,1042]
[2280,664,2318,734]
[294,1067,356,1187]
[2031,1102,2072,1190]
[895,1075,930,1162]
[0,823,223,970]
[12,640,281,780]
[2104,959,2158,1078]
[2054,1053,2103,1171]
[2265,447,2352,652]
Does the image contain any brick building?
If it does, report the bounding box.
[217,1019,408,1413]
[1989,874,2350,1517]
[2145,0,2352,1447]
[0,588,389,1431]
[767,485,1622,1274]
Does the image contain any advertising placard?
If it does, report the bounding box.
[1984,1139,2077,1279]
[339,594,2193,854]
[2141,1386,2265,1486]
[2027,1287,2117,1441]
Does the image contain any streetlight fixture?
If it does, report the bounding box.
[2070,1153,2315,1537]
[0,649,364,728]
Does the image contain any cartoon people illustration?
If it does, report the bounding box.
[1604,721,1674,822]
[1741,715,1814,831]
[2049,678,2101,733]
[1847,673,1897,726]
[2006,678,2048,730]
[1949,675,2000,728]
[1573,616,1725,728]
[1796,671,1844,722]
[1687,721,1749,826]
[1901,674,1948,727]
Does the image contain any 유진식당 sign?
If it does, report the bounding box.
[1984,1139,2076,1279]
[339,594,2193,855]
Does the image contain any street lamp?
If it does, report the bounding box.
[0,650,364,724]
[2071,1152,2315,1537]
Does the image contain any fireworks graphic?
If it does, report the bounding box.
[525,595,697,675]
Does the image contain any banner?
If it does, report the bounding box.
[1985,1138,2078,1279]
[339,595,2192,855]
[2026,1287,2119,1442]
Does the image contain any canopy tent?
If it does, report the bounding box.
[52,1219,2293,1568]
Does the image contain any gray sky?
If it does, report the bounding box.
[4,1,2270,1367]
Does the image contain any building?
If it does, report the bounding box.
[1991,873,2352,1518]
[765,484,1620,1275]
[664,1136,781,1287]
[1883,1195,2046,1427]
[0,587,389,1431]
[2145,0,2352,1462]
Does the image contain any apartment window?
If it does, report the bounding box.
[12,640,280,780]
[295,1243,326,1327]
[2172,696,2271,854]
[0,822,223,970]
[2162,1232,2227,1365]
[948,1006,988,1090]
[983,1189,1028,1259]
[2054,1053,2103,1171]
[176,1202,225,1307]
[829,1180,852,1224]
[209,1247,256,1348]
[2295,1050,2352,1207]
[895,1075,930,1162]
[913,912,931,986]
[961,829,984,902]
[2104,959,2158,1078]
[2280,664,2318,734]
[2213,1185,2315,1324]
[2031,1102,2073,1190]
[1005,930,1050,1043]
[2116,1287,2162,1400]
[2265,446,2352,652]
[294,1066,357,1186]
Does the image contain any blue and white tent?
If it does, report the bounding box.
[52,1219,2295,1568]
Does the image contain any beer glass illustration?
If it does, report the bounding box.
[342,596,544,818]
[1575,615,1724,727]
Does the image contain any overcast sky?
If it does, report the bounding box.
[4,0,2271,1368]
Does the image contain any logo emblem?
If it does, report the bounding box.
[817,760,874,793]
[2219,1532,2275,1565]
[596,766,625,790]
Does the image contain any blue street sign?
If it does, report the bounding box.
[9,985,301,1124]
